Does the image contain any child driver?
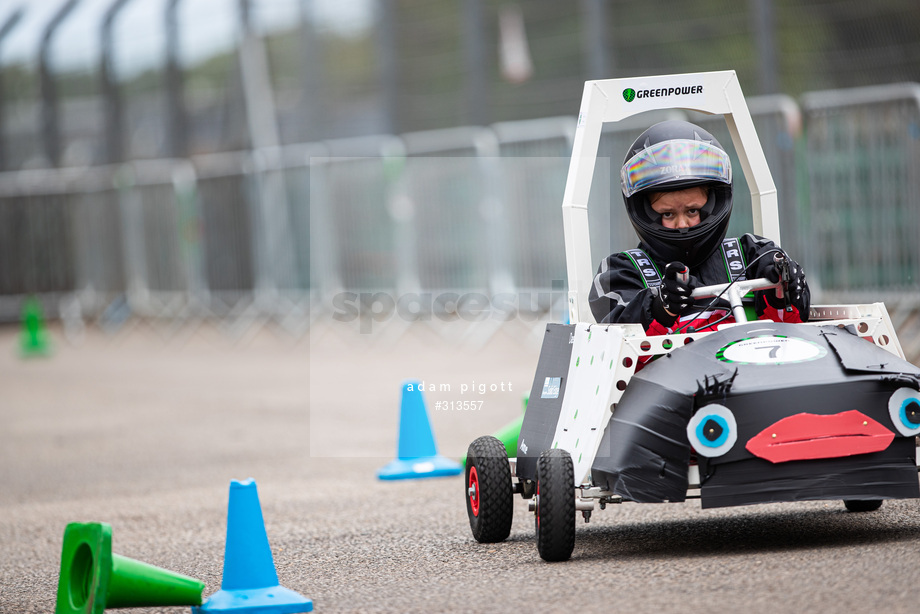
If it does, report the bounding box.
[588,120,809,334]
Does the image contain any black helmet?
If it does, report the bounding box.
[620,120,733,267]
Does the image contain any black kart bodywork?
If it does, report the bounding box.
[516,321,920,509]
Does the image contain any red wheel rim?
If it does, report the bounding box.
[536,482,540,529]
[469,466,480,516]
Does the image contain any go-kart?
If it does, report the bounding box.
[464,71,920,562]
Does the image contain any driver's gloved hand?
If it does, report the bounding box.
[651,262,696,325]
[756,253,808,313]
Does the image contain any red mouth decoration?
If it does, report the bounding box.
[746,410,894,463]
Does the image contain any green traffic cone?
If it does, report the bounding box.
[20,297,51,357]
[463,394,528,466]
[55,522,205,614]
[492,414,524,459]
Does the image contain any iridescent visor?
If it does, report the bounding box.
[621,139,732,197]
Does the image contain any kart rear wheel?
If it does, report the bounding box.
[465,436,513,543]
[844,499,883,513]
[535,448,575,562]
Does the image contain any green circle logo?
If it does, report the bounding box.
[623,88,636,102]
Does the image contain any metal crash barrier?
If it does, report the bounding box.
[0,86,918,353]
[803,83,920,300]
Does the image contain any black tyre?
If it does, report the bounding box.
[465,436,514,543]
[844,499,883,513]
[535,448,575,562]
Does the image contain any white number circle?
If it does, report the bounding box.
[716,335,826,365]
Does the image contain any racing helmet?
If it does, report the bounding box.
[620,120,733,267]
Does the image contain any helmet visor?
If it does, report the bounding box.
[621,139,732,198]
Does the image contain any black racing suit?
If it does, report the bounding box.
[588,233,810,334]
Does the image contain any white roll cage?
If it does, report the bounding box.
[561,70,780,325]
[558,70,905,360]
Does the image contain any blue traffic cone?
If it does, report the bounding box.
[193,479,312,614]
[377,381,462,480]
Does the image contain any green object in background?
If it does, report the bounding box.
[463,394,528,466]
[55,522,204,614]
[492,414,525,459]
[20,297,51,357]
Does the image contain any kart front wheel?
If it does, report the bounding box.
[465,436,514,543]
[535,448,575,562]
[844,499,883,513]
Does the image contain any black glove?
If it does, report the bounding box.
[756,253,808,312]
[652,262,695,325]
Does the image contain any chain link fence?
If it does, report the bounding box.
[1,86,919,355]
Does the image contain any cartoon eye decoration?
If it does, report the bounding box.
[888,387,920,437]
[687,403,737,457]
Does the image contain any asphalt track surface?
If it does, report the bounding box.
[3,321,920,614]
